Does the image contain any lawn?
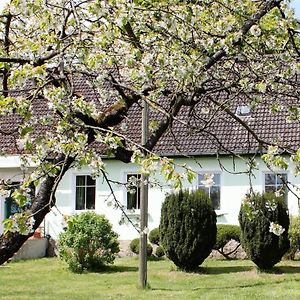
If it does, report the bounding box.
[0,257,300,300]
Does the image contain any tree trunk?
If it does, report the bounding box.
[0,156,74,265]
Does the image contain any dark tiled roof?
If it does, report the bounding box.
[1,77,300,157]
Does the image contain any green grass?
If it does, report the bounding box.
[0,257,300,299]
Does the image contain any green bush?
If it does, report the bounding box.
[286,216,300,260]
[239,192,290,269]
[129,238,153,256]
[213,224,241,259]
[160,189,217,271]
[155,245,165,258]
[58,212,120,273]
[149,228,160,245]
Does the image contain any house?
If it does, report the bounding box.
[0,78,299,240]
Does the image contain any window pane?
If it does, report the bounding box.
[198,174,221,210]
[126,174,140,209]
[198,174,219,186]
[198,174,205,185]
[76,186,85,210]
[87,176,95,186]
[277,174,287,185]
[210,186,220,210]
[127,190,137,209]
[198,187,209,196]
[213,174,220,185]
[265,186,276,193]
[265,174,275,185]
[76,176,85,186]
[86,187,95,209]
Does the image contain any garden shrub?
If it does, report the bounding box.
[155,245,165,258]
[285,216,300,260]
[213,224,241,259]
[149,228,160,245]
[129,238,139,254]
[239,192,290,269]
[160,189,217,271]
[58,212,120,273]
[129,238,153,256]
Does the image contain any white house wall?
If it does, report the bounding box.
[45,156,300,240]
[0,155,299,240]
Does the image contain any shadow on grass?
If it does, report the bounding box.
[171,263,300,275]
[260,265,300,274]
[169,265,253,274]
[86,265,138,274]
[147,256,165,262]
[198,265,253,274]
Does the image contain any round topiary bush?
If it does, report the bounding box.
[149,228,160,246]
[58,212,120,273]
[129,238,153,256]
[160,189,217,271]
[155,245,165,258]
[213,224,241,259]
[239,192,290,269]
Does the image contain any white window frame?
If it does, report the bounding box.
[74,174,96,211]
[263,172,288,203]
[196,172,222,211]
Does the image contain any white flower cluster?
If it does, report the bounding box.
[265,200,277,212]
[10,215,35,235]
[269,222,285,236]
[201,174,214,188]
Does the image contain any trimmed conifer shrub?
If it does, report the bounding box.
[239,192,290,269]
[160,189,217,271]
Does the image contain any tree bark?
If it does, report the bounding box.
[0,155,74,265]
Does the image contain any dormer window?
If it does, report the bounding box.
[235,105,251,117]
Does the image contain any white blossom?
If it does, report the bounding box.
[16,138,26,150]
[269,222,285,236]
[120,122,128,132]
[265,200,277,212]
[201,174,214,188]
[201,107,210,114]
[250,25,261,37]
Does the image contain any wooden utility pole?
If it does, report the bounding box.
[139,100,149,288]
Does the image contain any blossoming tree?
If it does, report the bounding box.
[0,0,299,265]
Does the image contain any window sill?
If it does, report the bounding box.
[125,209,140,216]
[215,210,227,217]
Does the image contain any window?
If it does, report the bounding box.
[235,105,251,117]
[126,174,141,210]
[75,175,96,210]
[198,173,221,210]
[264,173,287,202]
[4,182,35,218]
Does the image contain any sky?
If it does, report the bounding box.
[0,0,299,15]
[291,0,300,17]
